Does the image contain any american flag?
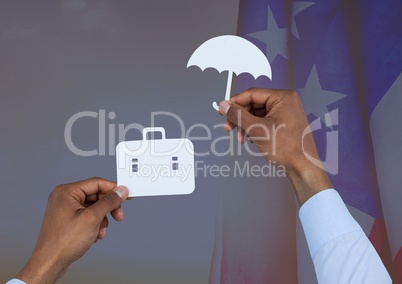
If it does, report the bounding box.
[210,0,402,283]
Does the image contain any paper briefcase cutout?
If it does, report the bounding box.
[116,127,195,197]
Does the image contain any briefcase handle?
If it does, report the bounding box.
[142,127,166,140]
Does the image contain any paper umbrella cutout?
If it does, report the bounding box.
[187,35,272,110]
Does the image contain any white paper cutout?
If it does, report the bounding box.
[116,127,195,197]
[187,35,272,110]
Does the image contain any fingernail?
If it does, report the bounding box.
[101,226,107,236]
[114,186,128,199]
[219,101,231,115]
[237,130,242,143]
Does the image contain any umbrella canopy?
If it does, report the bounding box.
[187,35,272,110]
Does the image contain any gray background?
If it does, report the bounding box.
[0,1,239,283]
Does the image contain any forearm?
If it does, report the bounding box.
[299,189,391,283]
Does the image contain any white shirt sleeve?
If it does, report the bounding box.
[299,189,391,284]
[5,280,26,284]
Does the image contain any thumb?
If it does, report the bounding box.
[87,186,129,222]
[219,101,260,134]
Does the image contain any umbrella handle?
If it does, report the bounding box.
[225,71,233,101]
[213,71,233,111]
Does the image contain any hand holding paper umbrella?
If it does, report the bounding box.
[187,35,272,110]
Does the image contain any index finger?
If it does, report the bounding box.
[229,88,282,110]
[66,177,117,197]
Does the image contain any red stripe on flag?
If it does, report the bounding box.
[368,219,394,279]
[394,248,402,284]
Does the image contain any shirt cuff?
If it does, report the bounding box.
[299,189,363,259]
[6,279,26,284]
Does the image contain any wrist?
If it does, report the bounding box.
[287,161,332,206]
[17,249,64,284]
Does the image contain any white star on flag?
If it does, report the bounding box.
[247,5,288,62]
[297,65,348,124]
[291,1,315,39]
